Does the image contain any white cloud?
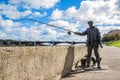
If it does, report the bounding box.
[51,0,119,23]
[0,4,17,11]
[50,0,120,35]
[30,11,47,18]
[2,10,32,19]
[33,12,41,16]
[0,4,32,19]
[50,6,78,20]
[64,6,78,19]
[0,31,7,39]
[0,0,60,41]
[1,0,120,41]
[0,16,21,32]
[0,20,14,32]
[1,20,13,28]
[115,0,120,11]
[0,4,47,19]
[9,0,60,9]
[49,20,80,31]
[50,9,63,20]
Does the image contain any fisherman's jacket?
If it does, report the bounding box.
[76,26,102,47]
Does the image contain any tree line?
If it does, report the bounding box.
[102,33,120,42]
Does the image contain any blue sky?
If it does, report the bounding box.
[0,0,120,41]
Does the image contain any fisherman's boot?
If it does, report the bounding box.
[97,58,102,69]
[85,57,91,68]
[91,57,96,66]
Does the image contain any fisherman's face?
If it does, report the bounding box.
[88,22,93,27]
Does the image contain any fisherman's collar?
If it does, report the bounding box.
[90,26,95,28]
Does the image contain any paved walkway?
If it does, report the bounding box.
[61,46,120,80]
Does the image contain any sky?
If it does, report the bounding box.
[0,0,120,41]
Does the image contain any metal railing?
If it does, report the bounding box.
[0,40,86,46]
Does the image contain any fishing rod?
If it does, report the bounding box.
[14,18,75,35]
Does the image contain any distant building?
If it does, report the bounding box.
[103,29,120,37]
[102,29,120,41]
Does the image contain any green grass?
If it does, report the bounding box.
[106,40,120,48]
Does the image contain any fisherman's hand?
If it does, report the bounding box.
[100,45,103,48]
[73,32,80,35]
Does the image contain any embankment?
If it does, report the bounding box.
[0,46,87,80]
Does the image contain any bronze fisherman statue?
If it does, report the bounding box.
[74,21,103,69]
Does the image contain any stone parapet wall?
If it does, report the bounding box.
[0,46,86,80]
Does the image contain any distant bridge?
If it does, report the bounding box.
[0,41,86,46]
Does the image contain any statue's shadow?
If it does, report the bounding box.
[63,67,108,78]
